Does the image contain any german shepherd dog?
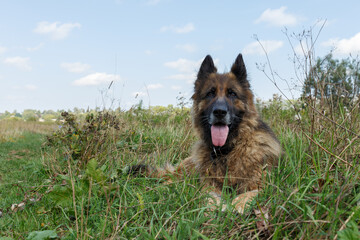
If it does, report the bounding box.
[131,54,281,213]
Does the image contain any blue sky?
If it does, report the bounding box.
[1,0,360,112]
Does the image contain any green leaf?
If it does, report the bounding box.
[26,230,58,240]
[85,158,106,184]
[86,158,98,176]
[49,184,73,207]
[305,204,318,226]
[337,221,360,240]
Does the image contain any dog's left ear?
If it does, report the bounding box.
[231,54,250,88]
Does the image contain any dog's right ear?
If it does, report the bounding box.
[197,55,217,79]
[193,55,217,100]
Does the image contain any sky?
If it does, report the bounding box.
[1,0,360,112]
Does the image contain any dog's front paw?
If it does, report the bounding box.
[232,190,259,214]
[207,192,227,212]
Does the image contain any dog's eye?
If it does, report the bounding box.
[205,88,216,99]
[227,89,238,98]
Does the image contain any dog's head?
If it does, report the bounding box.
[192,54,257,149]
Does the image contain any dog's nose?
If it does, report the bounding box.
[213,108,227,118]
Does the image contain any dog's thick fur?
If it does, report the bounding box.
[131,54,281,213]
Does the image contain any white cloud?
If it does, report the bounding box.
[243,40,283,55]
[145,50,154,55]
[147,83,163,90]
[161,23,195,34]
[322,38,338,47]
[61,62,91,73]
[25,84,38,91]
[131,83,162,100]
[4,57,32,71]
[293,42,311,56]
[322,32,360,55]
[294,44,303,55]
[0,46,7,54]
[27,43,44,52]
[166,73,196,83]
[176,44,197,53]
[73,72,121,86]
[164,58,202,73]
[164,57,219,84]
[34,21,81,40]
[255,6,298,27]
[132,91,147,97]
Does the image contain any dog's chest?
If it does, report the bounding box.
[202,150,258,191]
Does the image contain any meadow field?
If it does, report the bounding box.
[0,95,359,239]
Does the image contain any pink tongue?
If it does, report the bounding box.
[211,125,229,147]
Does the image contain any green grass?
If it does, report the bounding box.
[0,104,360,239]
[0,132,53,237]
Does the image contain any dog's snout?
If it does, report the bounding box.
[210,98,230,125]
[213,108,227,118]
[212,99,228,120]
